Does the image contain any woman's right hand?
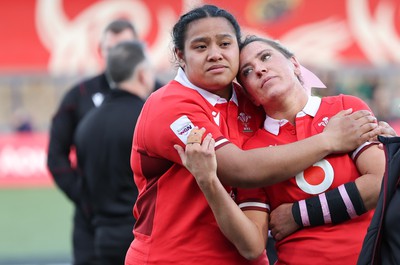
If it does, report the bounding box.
[174,130,218,189]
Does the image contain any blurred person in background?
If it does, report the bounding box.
[357,136,400,265]
[74,40,155,265]
[11,108,33,132]
[47,19,140,265]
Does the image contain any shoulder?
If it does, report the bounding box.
[61,73,109,102]
[138,81,207,130]
[81,72,108,87]
[322,94,370,112]
[147,80,206,107]
[322,94,364,104]
[67,72,109,95]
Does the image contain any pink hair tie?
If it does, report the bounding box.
[300,65,326,94]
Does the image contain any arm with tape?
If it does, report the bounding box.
[270,143,385,240]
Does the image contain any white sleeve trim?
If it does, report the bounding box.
[238,202,270,211]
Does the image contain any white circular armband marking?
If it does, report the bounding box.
[295,159,334,195]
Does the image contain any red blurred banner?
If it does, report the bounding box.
[0,133,53,188]
[1,0,399,75]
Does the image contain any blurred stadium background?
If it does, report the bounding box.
[0,0,399,264]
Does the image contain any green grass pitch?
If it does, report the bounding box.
[0,187,73,262]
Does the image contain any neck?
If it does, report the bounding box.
[263,88,308,124]
[214,86,233,100]
[118,81,149,101]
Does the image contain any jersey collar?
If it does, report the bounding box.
[264,96,322,135]
[174,67,238,106]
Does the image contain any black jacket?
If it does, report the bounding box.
[47,72,163,204]
[74,89,143,226]
[47,73,111,205]
[357,136,400,265]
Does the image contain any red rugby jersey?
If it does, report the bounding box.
[127,76,266,265]
[237,95,375,265]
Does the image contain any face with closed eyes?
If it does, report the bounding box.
[238,41,302,108]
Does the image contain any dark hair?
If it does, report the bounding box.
[104,19,138,38]
[238,35,304,85]
[240,35,294,59]
[172,4,241,53]
[106,40,146,83]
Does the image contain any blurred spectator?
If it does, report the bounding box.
[74,40,154,265]
[356,73,379,102]
[371,83,392,121]
[357,136,400,265]
[11,108,33,132]
[47,19,140,265]
[312,69,339,97]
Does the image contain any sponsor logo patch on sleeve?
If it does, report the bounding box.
[170,115,195,144]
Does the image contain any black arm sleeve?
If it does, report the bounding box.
[47,87,81,203]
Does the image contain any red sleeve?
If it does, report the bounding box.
[236,187,270,213]
[135,87,228,166]
[340,94,377,160]
[341,94,373,114]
